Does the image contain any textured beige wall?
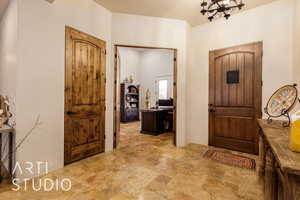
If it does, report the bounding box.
[0,0,17,172]
[294,0,300,87]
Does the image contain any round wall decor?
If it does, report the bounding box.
[265,84,299,127]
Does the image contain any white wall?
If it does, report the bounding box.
[294,0,300,87]
[16,0,112,179]
[139,50,174,108]
[0,0,18,172]
[187,0,294,145]
[119,47,141,84]
[0,0,17,124]
[113,13,189,147]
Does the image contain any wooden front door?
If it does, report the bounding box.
[209,42,262,154]
[65,27,106,164]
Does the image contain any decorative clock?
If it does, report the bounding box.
[265,84,299,127]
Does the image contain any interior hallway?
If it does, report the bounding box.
[0,122,263,200]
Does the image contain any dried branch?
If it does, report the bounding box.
[1,116,42,170]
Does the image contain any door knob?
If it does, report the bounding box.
[66,111,77,115]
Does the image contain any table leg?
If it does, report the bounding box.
[265,149,278,200]
[9,132,13,178]
[0,133,2,181]
[258,135,266,176]
[283,173,294,200]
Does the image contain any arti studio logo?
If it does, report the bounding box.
[12,161,72,192]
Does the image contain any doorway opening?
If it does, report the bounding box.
[113,45,178,149]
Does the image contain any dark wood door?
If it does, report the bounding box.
[65,27,106,164]
[209,42,262,154]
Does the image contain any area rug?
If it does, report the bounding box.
[203,150,256,170]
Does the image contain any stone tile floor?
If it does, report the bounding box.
[0,122,264,200]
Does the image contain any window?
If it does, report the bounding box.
[158,80,168,99]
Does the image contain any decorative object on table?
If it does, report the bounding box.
[290,110,300,152]
[129,75,133,84]
[145,89,151,109]
[203,150,256,170]
[0,96,13,128]
[200,0,245,22]
[264,84,299,127]
[124,77,129,84]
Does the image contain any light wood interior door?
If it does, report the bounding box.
[65,27,106,164]
[209,42,262,154]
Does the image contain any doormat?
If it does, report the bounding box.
[203,150,256,170]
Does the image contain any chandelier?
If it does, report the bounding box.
[200,0,245,21]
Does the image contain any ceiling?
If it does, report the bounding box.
[0,0,9,20]
[95,0,277,26]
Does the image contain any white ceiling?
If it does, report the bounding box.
[0,0,9,20]
[95,0,277,26]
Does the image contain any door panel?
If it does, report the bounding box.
[65,27,106,164]
[209,42,262,154]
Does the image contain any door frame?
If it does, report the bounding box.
[208,41,263,154]
[64,26,106,164]
[113,44,178,148]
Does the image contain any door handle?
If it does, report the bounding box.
[209,108,216,113]
[66,111,77,115]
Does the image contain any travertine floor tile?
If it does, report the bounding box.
[0,122,263,200]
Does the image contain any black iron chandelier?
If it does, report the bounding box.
[200,0,245,21]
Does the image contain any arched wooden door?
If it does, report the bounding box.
[209,42,262,154]
[65,27,106,164]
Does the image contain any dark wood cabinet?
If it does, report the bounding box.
[120,83,139,123]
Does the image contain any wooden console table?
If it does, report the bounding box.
[0,125,14,181]
[258,119,300,200]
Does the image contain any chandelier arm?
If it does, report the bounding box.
[215,1,228,16]
[207,3,216,10]
[209,10,219,18]
[226,5,243,9]
[206,8,219,12]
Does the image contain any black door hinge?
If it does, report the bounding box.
[173,82,176,86]
[114,132,117,137]
[105,49,107,55]
[114,54,117,59]
[104,134,106,140]
[114,80,117,84]
[174,57,177,62]
[261,81,263,86]
[104,106,106,111]
[114,106,117,111]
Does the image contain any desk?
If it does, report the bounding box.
[140,109,170,135]
[258,119,300,200]
[0,125,14,182]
